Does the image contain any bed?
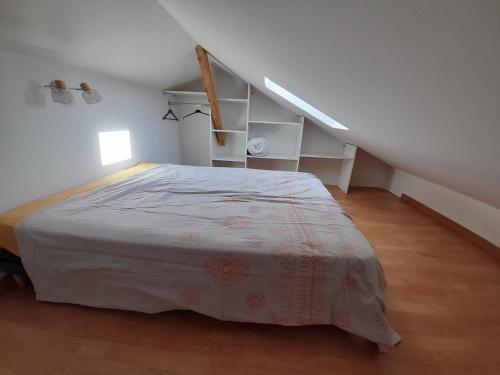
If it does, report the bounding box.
[2,163,400,351]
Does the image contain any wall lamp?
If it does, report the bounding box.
[44,80,102,105]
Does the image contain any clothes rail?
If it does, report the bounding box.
[168,101,209,107]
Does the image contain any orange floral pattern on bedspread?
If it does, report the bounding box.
[246,292,267,311]
[204,253,249,287]
[268,172,331,325]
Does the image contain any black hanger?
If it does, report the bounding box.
[183,108,209,119]
[162,104,179,121]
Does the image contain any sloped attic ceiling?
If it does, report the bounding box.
[0,0,199,89]
[158,0,500,209]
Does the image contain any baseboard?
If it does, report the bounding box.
[401,194,500,261]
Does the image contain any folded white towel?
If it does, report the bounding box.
[247,137,269,156]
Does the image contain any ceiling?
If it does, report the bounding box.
[158,0,500,209]
[0,0,199,89]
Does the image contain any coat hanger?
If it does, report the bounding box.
[182,108,210,119]
[162,103,179,121]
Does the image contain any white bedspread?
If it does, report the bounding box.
[16,164,400,350]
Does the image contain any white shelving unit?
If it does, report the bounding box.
[246,86,304,171]
[208,64,250,164]
[211,130,247,163]
[164,61,358,192]
[297,119,357,192]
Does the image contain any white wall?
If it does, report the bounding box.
[389,169,500,248]
[0,47,181,212]
[350,149,393,189]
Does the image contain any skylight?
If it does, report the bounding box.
[264,77,349,130]
[98,130,132,166]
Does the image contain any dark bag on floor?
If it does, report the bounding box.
[0,248,26,276]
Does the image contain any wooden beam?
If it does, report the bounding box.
[195,45,225,146]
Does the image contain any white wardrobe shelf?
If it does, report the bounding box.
[163,91,247,103]
[212,155,246,162]
[162,90,207,96]
[211,129,246,134]
[247,154,299,161]
[300,153,354,160]
[248,120,303,126]
[218,98,248,103]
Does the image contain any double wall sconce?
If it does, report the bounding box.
[44,80,102,105]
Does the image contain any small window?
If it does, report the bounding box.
[98,130,131,166]
[264,77,348,130]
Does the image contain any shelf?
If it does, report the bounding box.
[218,98,248,103]
[162,90,207,97]
[249,120,302,126]
[246,157,299,172]
[247,154,299,161]
[163,91,247,102]
[211,129,246,134]
[212,160,246,168]
[212,155,246,162]
[300,153,354,160]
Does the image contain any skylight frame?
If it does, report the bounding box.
[264,77,348,130]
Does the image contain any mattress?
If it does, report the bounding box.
[0,163,159,256]
[15,164,400,351]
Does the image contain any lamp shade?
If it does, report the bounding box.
[50,80,73,105]
[80,82,102,104]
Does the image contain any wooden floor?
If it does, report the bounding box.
[1,187,499,375]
